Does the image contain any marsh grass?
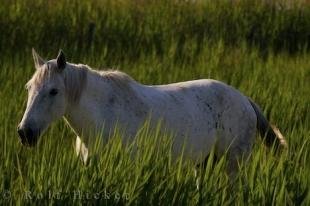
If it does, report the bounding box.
[0,0,309,205]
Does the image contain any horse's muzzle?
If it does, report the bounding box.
[17,125,38,147]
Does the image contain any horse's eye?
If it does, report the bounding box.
[49,88,58,96]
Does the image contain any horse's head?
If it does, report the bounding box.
[17,49,67,146]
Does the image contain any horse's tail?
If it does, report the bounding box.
[248,99,288,149]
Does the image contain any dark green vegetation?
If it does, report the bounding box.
[0,0,309,205]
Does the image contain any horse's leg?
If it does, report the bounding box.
[75,136,81,156]
[226,141,253,180]
[194,154,218,190]
[75,136,89,165]
[226,153,240,178]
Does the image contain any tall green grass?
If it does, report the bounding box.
[0,0,309,205]
[1,0,310,57]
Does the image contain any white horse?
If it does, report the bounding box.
[18,49,287,170]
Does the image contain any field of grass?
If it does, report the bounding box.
[0,0,309,205]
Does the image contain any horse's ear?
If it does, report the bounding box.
[32,48,45,69]
[56,49,66,71]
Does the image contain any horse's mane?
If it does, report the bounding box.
[99,69,135,89]
[100,70,133,82]
[64,64,88,103]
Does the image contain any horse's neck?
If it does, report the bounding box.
[63,70,152,142]
[65,68,172,144]
[64,70,107,140]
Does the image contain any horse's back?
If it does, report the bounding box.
[143,79,257,160]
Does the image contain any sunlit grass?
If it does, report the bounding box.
[0,0,309,205]
[1,42,309,205]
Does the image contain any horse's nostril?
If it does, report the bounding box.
[17,126,34,144]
